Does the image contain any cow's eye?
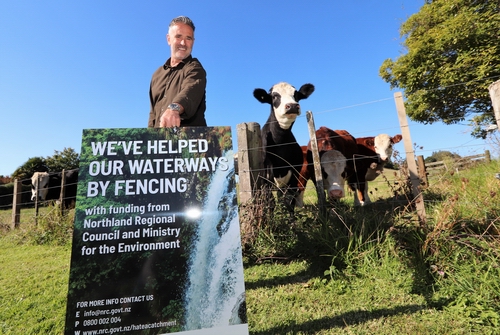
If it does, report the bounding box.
[271,92,281,109]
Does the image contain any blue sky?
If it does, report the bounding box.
[0,0,491,177]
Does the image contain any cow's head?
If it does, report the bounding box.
[253,82,315,129]
[31,172,50,201]
[363,134,402,162]
[315,127,338,152]
[320,149,347,200]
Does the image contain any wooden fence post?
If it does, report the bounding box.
[394,92,427,225]
[417,155,428,189]
[11,179,22,229]
[236,122,263,204]
[60,169,66,214]
[485,150,491,163]
[306,111,326,212]
[34,174,41,225]
[489,80,500,130]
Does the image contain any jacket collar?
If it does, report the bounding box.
[163,55,193,69]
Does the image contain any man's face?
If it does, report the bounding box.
[167,23,194,62]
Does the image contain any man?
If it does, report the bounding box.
[148,16,207,128]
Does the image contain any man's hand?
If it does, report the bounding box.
[160,108,181,127]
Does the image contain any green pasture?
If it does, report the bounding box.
[2,160,500,334]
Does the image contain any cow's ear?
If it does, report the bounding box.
[392,134,403,144]
[253,88,272,104]
[296,83,315,101]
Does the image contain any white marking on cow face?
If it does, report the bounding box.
[31,172,50,201]
[270,82,302,129]
[321,150,347,200]
[374,134,402,162]
[253,82,314,130]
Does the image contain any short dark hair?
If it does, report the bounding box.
[169,16,195,32]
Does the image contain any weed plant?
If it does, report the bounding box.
[241,159,500,332]
[1,204,74,246]
[417,161,500,328]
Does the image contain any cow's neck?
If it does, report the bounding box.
[271,123,295,142]
[276,117,295,130]
[267,113,295,134]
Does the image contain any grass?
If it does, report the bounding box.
[0,239,71,334]
[244,249,470,335]
[1,160,500,334]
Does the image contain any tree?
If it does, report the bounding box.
[11,148,80,181]
[424,150,461,163]
[379,0,500,138]
[45,147,80,172]
[11,157,48,181]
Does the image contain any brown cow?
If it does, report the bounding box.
[297,127,358,206]
[296,146,348,207]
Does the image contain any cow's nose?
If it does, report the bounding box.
[285,103,300,114]
[329,189,344,199]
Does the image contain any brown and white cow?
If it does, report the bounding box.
[296,146,348,207]
[321,150,347,200]
[350,134,402,206]
[253,82,315,211]
[297,127,358,206]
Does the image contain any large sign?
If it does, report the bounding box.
[65,127,248,335]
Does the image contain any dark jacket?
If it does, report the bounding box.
[148,55,207,127]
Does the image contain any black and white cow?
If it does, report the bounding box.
[31,169,79,208]
[31,172,56,201]
[253,82,315,210]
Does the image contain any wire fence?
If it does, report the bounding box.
[0,170,79,211]
[0,136,495,214]
[1,76,499,223]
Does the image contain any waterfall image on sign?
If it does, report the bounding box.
[183,150,247,330]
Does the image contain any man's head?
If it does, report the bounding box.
[167,16,195,66]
